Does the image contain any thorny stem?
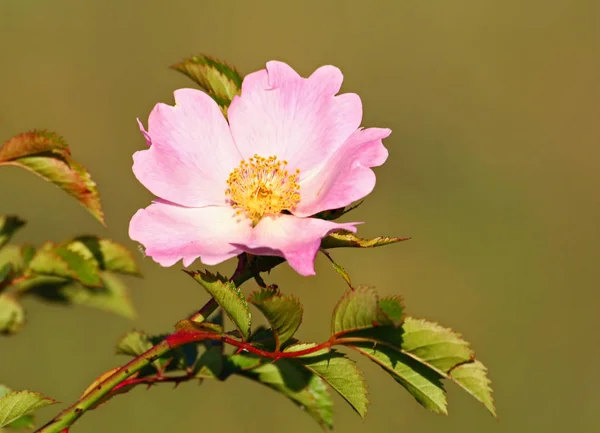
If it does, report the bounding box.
[38,321,339,433]
[36,255,281,433]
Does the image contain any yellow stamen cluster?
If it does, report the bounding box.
[226,155,301,225]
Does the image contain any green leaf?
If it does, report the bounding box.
[0,216,25,249]
[332,286,400,336]
[0,131,104,225]
[0,294,25,334]
[287,343,369,419]
[6,413,35,429]
[351,344,447,414]
[0,264,14,289]
[230,356,333,428]
[194,346,224,379]
[225,353,263,371]
[0,389,57,429]
[378,296,405,326]
[116,330,153,356]
[320,250,353,289]
[321,230,410,249]
[248,287,303,349]
[401,317,473,372]
[450,360,496,416]
[28,242,102,287]
[117,327,210,375]
[115,330,168,373]
[170,55,242,112]
[67,236,140,275]
[185,270,251,340]
[343,316,495,416]
[60,272,135,319]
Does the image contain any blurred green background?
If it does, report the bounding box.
[2,0,599,432]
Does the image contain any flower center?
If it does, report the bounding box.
[226,155,301,225]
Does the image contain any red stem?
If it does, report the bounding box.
[166,330,335,360]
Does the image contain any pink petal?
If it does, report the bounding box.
[294,128,391,217]
[129,200,252,267]
[227,61,362,175]
[133,89,242,207]
[233,214,360,276]
[137,118,152,146]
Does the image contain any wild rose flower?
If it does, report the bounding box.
[129,61,390,276]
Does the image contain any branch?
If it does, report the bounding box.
[36,255,282,433]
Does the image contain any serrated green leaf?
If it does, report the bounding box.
[450,360,496,416]
[170,55,242,111]
[401,317,473,372]
[288,343,369,419]
[0,389,57,428]
[28,242,102,287]
[0,294,25,335]
[0,216,25,250]
[0,131,104,225]
[60,272,135,319]
[332,286,399,336]
[0,245,37,284]
[115,330,167,373]
[116,331,167,373]
[68,236,139,275]
[186,270,250,340]
[351,344,447,414]
[342,316,495,416]
[321,230,410,249]
[0,130,68,158]
[116,330,153,356]
[249,287,303,349]
[231,356,333,428]
[378,296,405,326]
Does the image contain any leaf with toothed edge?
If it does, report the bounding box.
[170,55,242,113]
[248,287,303,350]
[66,236,140,275]
[0,387,57,429]
[351,343,448,414]
[340,315,495,415]
[330,286,494,416]
[27,242,102,287]
[0,131,104,224]
[321,230,410,249]
[186,270,251,340]
[449,360,496,416]
[285,343,369,419]
[226,354,334,429]
[331,286,401,336]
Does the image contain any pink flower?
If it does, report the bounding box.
[129,61,390,276]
